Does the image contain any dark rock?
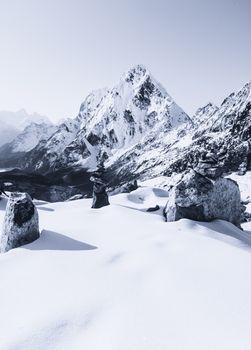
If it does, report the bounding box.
[147,205,160,212]
[164,170,242,228]
[90,166,110,209]
[240,203,251,223]
[120,180,138,193]
[0,192,40,252]
[91,182,110,208]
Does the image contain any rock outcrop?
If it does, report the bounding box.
[90,166,110,209]
[0,192,40,253]
[164,170,241,228]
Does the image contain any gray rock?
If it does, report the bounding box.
[0,192,40,253]
[164,170,241,228]
[91,179,110,209]
[90,166,110,209]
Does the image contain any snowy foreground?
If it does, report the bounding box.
[0,177,251,349]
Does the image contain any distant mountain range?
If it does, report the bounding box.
[0,109,51,147]
[0,65,250,192]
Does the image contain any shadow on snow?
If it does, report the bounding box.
[25,230,97,251]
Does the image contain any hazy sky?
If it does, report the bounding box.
[0,0,250,121]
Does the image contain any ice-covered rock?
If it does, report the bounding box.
[0,192,40,253]
[164,170,241,228]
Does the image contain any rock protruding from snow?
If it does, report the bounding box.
[164,170,241,227]
[90,166,110,209]
[0,192,39,253]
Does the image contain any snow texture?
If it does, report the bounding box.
[0,177,251,349]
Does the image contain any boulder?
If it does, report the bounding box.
[164,170,241,228]
[0,192,40,253]
[91,181,110,209]
[90,166,110,209]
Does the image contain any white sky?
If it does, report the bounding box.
[0,0,250,121]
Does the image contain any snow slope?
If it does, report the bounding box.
[9,122,57,153]
[0,109,51,148]
[0,120,19,147]
[0,181,251,349]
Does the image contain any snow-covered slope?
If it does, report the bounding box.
[139,78,251,176]
[0,109,54,164]
[0,120,19,147]
[21,118,81,171]
[0,179,251,349]
[8,122,57,153]
[0,122,57,167]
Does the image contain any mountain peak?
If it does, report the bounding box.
[122,64,150,86]
[220,80,251,113]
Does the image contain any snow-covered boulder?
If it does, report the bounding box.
[164,170,241,228]
[0,192,39,253]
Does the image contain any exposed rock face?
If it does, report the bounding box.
[0,192,40,252]
[119,180,138,193]
[164,170,241,228]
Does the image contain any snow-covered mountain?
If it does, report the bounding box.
[18,65,191,173]
[0,109,52,148]
[164,80,251,177]
[8,122,57,153]
[2,67,250,190]
[0,109,50,131]
[0,122,57,167]
[0,120,19,147]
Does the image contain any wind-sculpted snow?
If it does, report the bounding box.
[0,182,251,349]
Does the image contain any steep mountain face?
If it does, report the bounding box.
[193,102,219,126]
[0,122,57,167]
[20,118,80,172]
[18,65,191,173]
[153,81,251,180]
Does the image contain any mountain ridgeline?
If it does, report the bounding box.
[0,65,250,200]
